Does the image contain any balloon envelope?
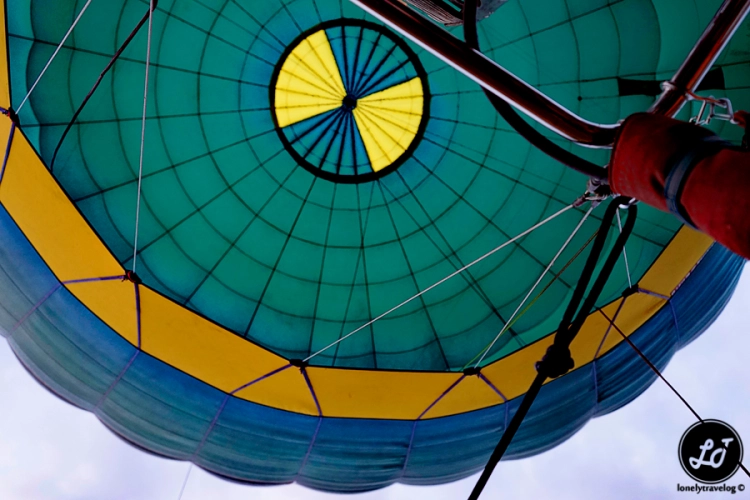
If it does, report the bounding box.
[0,0,746,492]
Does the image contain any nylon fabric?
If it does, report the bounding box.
[1,0,749,492]
[7,0,713,370]
[0,201,742,491]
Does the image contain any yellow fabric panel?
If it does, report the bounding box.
[604,292,662,341]
[235,366,318,416]
[595,293,665,358]
[282,31,346,98]
[0,126,124,281]
[423,374,505,419]
[568,299,624,367]
[275,99,341,129]
[0,4,9,108]
[639,227,712,296]
[352,109,392,171]
[139,287,291,393]
[358,104,421,134]
[308,367,461,419]
[276,60,341,100]
[358,78,423,120]
[354,78,423,172]
[275,30,346,128]
[66,280,138,346]
[306,31,346,95]
[0,118,12,159]
[276,67,341,101]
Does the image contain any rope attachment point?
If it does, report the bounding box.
[124,270,142,285]
[535,343,574,379]
[463,366,481,377]
[290,359,310,369]
[2,107,19,125]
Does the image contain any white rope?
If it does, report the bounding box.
[176,463,193,500]
[616,209,632,288]
[132,0,155,274]
[16,0,94,113]
[304,201,579,362]
[474,203,595,367]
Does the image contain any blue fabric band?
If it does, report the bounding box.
[663,136,728,228]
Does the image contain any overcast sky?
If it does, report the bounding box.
[1,269,748,500]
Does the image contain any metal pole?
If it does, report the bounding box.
[352,0,750,147]
[649,0,750,117]
[351,0,618,148]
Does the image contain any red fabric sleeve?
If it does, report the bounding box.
[609,113,750,260]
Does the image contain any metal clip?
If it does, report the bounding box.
[617,197,638,210]
[582,178,612,209]
[685,90,738,126]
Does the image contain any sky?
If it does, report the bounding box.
[0,269,748,500]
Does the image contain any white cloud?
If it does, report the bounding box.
[1,269,748,499]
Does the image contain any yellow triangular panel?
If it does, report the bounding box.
[351,110,393,171]
[234,367,318,416]
[354,78,423,172]
[274,30,346,128]
[66,279,138,346]
[592,293,664,359]
[422,375,505,419]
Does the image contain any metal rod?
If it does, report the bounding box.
[352,0,750,147]
[649,0,750,117]
[351,0,618,147]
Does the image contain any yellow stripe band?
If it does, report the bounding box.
[0,121,712,419]
[0,13,715,422]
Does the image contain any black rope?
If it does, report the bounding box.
[598,306,702,422]
[598,306,750,479]
[462,0,608,182]
[468,197,637,500]
[50,0,159,172]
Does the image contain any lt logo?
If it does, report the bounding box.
[679,420,744,484]
[689,437,734,471]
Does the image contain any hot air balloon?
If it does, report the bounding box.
[0,0,747,494]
